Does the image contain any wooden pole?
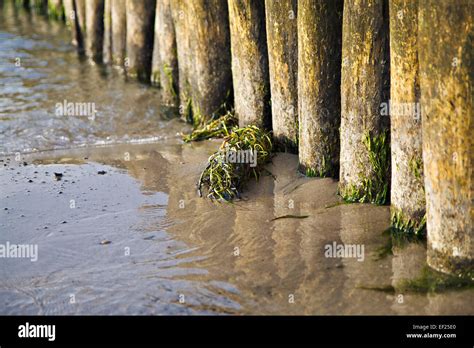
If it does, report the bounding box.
[85,0,104,63]
[228,0,270,129]
[297,0,343,178]
[31,0,47,15]
[63,0,76,45]
[265,0,298,152]
[102,0,111,64]
[150,0,161,87]
[47,0,63,19]
[339,0,390,205]
[171,0,232,125]
[125,0,156,81]
[75,0,86,50]
[389,0,425,233]
[152,0,178,106]
[110,0,126,67]
[419,0,473,277]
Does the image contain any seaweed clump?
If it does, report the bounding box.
[183,111,238,142]
[198,126,272,201]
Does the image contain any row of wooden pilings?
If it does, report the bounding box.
[18,0,473,278]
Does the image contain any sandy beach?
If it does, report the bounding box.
[1,141,473,315]
[1,1,472,316]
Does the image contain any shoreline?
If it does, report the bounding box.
[1,141,472,315]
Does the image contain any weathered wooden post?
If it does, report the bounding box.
[171,0,193,121]
[265,0,298,152]
[389,0,425,234]
[151,0,161,87]
[228,0,270,129]
[110,0,126,67]
[48,0,63,19]
[31,0,47,14]
[62,0,75,40]
[18,0,30,10]
[75,0,86,49]
[189,0,232,123]
[62,0,84,53]
[152,0,179,106]
[171,0,232,125]
[339,0,390,204]
[102,0,111,64]
[125,0,156,82]
[297,0,343,178]
[419,0,473,277]
[85,0,104,63]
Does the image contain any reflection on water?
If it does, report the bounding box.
[3,144,472,315]
[0,2,473,315]
[0,2,187,155]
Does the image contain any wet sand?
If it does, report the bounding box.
[1,142,473,315]
[0,1,472,315]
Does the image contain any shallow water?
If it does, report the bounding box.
[0,2,187,155]
[0,3,473,315]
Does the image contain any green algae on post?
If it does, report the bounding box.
[198,126,272,201]
[47,0,64,20]
[192,90,234,129]
[391,208,426,236]
[162,63,177,98]
[340,130,390,205]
